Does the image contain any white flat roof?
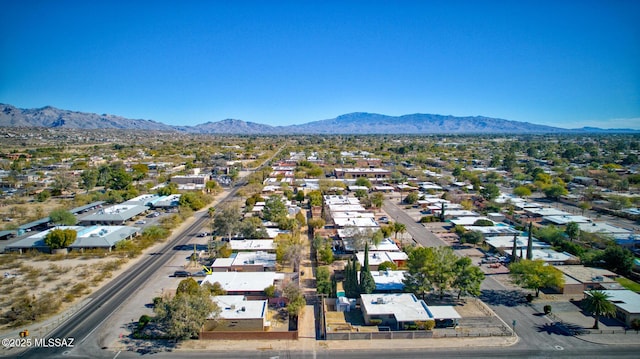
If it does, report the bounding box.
[323,195,361,205]
[544,215,591,225]
[442,210,477,217]
[334,217,379,227]
[232,251,276,267]
[578,222,632,235]
[211,295,267,320]
[328,204,366,212]
[360,293,432,322]
[428,306,462,320]
[596,290,640,314]
[450,216,494,226]
[201,272,283,292]
[211,258,235,268]
[526,207,571,217]
[369,270,406,291]
[331,211,375,219]
[356,251,408,266]
[370,238,401,252]
[229,239,275,251]
[485,236,551,249]
[373,185,395,190]
[516,248,572,262]
[463,226,520,235]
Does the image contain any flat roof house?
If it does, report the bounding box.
[78,204,149,225]
[211,251,276,272]
[585,290,640,327]
[5,225,139,253]
[555,265,620,295]
[360,293,461,330]
[205,295,269,331]
[200,272,284,297]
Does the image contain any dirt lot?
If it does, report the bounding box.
[0,251,135,333]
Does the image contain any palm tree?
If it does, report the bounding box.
[392,221,406,241]
[583,290,617,329]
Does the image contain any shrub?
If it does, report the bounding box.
[152,297,163,307]
[630,318,640,331]
[138,314,152,329]
[526,293,534,303]
[424,320,436,330]
[543,305,552,315]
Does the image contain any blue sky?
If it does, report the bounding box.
[1,1,639,129]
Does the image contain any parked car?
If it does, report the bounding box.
[135,220,146,224]
[481,257,499,264]
[191,270,207,277]
[173,270,191,277]
[378,216,389,223]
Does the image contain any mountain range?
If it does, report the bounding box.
[1,104,637,135]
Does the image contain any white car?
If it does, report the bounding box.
[135,220,146,224]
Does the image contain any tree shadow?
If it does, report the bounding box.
[480,289,528,307]
[120,320,179,355]
[536,322,589,336]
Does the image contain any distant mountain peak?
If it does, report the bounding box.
[0,104,636,134]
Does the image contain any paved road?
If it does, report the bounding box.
[383,199,445,247]
[15,211,212,359]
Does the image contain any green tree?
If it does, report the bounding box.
[578,201,592,215]
[403,247,434,300]
[264,285,277,298]
[391,221,406,241]
[154,278,218,340]
[565,221,580,242]
[595,246,634,276]
[509,259,564,297]
[131,163,149,181]
[202,281,227,296]
[472,219,494,227]
[459,230,483,246]
[583,290,617,329]
[543,184,568,200]
[378,261,398,271]
[316,266,332,296]
[142,225,168,240]
[217,243,232,258]
[263,195,288,223]
[359,243,376,294]
[213,205,241,239]
[430,246,458,299]
[343,259,360,298]
[452,257,485,299]
[44,228,77,249]
[179,192,207,211]
[480,183,500,201]
[355,177,372,188]
[283,282,306,318]
[370,192,385,209]
[502,153,517,172]
[354,189,368,200]
[513,185,532,198]
[49,209,77,226]
[307,190,323,207]
[36,190,51,202]
[404,192,419,204]
[307,218,326,237]
[176,277,200,296]
[109,166,133,190]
